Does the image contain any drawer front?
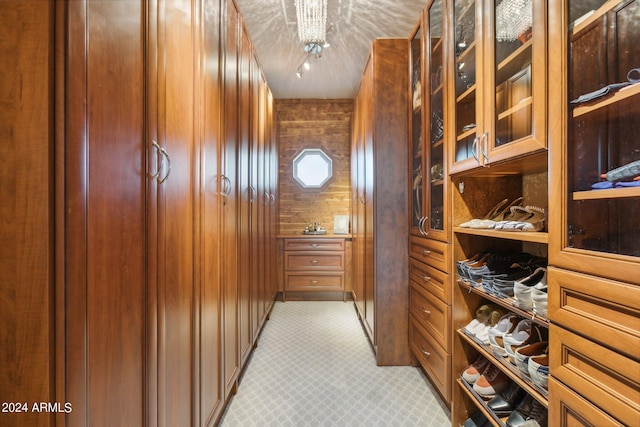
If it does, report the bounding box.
[283,238,345,252]
[409,235,449,272]
[410,280,450,350]
[409,257,449,303]
[548,267,640,358]
[284,251,345,270]
[284,272,344,292]
[550,324,640,427]
[548,378,622,427]
[409,314,451,402]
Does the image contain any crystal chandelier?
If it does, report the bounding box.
[495,0,532,42]
[294,0,329,78]
[294,0,327,45]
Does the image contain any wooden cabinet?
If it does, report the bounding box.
[547,1,640,424]
[408,0,453,403]
[351,38,411,366]
[2,0,277,425]
[282,237,347,300]
[448,0,548,175]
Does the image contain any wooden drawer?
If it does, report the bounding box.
[548,267,640,358]
[409,235,449,273]
[284,251,345,270]
[283,238,345,252]
[284,272,344,292]
[409,257,450,303]
[548,377,622,427]
[409,314,451,402]
[410,280,450,350]
[550,324,640,427]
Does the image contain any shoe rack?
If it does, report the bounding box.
[446,0,552,425]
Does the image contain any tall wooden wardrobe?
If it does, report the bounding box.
[0,1,277,426]
[351,38,412,366]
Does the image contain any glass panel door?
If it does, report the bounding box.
[427,0,445,235]
[452,0,478,169]
[410,17,425,234]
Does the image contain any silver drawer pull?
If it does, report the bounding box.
[421,250,431,256]
[420,346,431,357]
[310,260,319,264]
[422,276,431,282]
[421,307,431,316]
[310,280,319,284]
[310,243,319,248]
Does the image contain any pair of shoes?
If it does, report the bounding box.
[506,394,548,427]
[463,411,491,427]
[487,381,528,417]
[473,363,510,399]
[464,305,504,345]
[531,284,548,318]
[514,341,548,378]
[493,206,545,232]
[503,320,548,365]
[488,313,520,357]
[514,268,547,310]
[460,197,524,229]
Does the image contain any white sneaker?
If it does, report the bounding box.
[514,268,547,310]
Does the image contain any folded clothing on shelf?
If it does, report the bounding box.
[571,67,640,105]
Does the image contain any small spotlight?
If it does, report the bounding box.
[296,71,302,78]
[303,61,311,70]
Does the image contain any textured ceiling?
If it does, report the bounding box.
[235,0,427,99]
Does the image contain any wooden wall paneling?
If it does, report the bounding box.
[238,21,253,368]
[63,1,148,426]
[275,99,353,236]
[256,73,268,331]
[0,2,56,426]
[199,0,224,424]
[222,0,240,398]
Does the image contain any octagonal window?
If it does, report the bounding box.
[293,148,333,189]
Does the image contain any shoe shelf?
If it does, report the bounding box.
[457,279,549,328]
[456,378,508,427]
[453,227,549,244]
[456,328,549,404]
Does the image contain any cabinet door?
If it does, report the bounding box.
[222,0,240,398]
[449,0,548,174]
[64,2,148,425]
[154,0,198,424]
[425,0,447,239]
[549,0,640,283]
[199,0,224,423]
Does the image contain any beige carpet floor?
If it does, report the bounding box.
[219,301,450,426]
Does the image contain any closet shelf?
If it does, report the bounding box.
[572,83,640,118]
[573,186,640,200]
[453,227,548,244]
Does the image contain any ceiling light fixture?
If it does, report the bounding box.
[293,0,328,77]
[495,0,532,42]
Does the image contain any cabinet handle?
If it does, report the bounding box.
[422,275,431,282]
[158,145,171,184]
[420,346,431,357]
[421,307,431,316]
[310,243,319,248]
[310,280,319,284]
[418,216,427,236]
[310,260,319,264]
[270,193,276,205]
[220,175,231,198]
[150,140,162,180]
[480,131,489,165]
[471,136,480,165]
[421,249,431,256]
[359,192,366,204]
[263,192,270,205]
[249,186,257,203]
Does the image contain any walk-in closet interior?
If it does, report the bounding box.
[2,0,638,426]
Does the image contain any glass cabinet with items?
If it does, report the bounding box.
[548,1,640,425]
[409,0,447,240]
[449,0,548,174]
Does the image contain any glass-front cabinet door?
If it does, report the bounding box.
[425,0,446,240]
[409,13,425,236]
[449,0,548,174]
[549,0,640,283]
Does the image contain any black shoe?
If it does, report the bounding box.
[487,381,527,417]
[506,394,535,427]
